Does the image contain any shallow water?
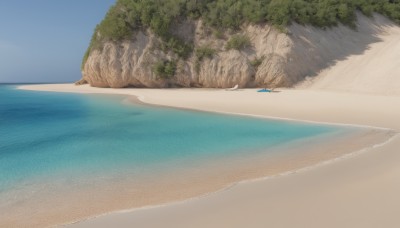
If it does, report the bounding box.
[0,84,344,226]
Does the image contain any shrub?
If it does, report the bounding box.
[162,37,193,59]
[195,45,216,61]
[226,35,251,50]
[213,29,224,39]
[153,60,177,79]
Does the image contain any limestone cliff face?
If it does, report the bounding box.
[81,14,386,88]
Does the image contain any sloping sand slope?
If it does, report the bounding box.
[299,15,400,96]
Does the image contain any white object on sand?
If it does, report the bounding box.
[226,84,239,91]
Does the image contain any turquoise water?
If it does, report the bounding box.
[0,85,339,198]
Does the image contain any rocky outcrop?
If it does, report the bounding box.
[81,14,388,88]
[74,78,87,85]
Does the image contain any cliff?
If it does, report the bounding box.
[80,13,394,88]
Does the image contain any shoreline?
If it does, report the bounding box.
[125,96,395,132]
[15,84,400,228]
[18,84,397,132]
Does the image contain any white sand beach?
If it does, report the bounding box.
[18,15,400,228]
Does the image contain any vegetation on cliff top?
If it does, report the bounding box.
[82,0,400,70]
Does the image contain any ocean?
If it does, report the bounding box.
[0,84,344,226]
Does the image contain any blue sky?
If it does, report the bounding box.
[0,0,115,83]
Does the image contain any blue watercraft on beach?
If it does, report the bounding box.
[257,88,272,92]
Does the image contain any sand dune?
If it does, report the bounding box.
[299,15,400,96]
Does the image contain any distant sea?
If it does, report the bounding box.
[0,84,343,226]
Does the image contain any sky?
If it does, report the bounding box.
[0,0,116,83]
